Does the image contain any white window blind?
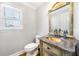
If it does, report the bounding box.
[0,4,23,30]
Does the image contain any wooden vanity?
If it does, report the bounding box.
[39,35,77,56]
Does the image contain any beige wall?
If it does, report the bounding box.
[0,2,36,56]
[73,3,79,40]
[36,3,49,36]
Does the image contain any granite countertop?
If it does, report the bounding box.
[39,35,77,53]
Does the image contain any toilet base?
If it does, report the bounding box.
[26,50,38,56]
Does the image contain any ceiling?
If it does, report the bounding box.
[23,2,50,10]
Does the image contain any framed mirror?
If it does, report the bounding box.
[48,2,73,35]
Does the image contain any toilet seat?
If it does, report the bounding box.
[24,43,38,52]
[24,35,43,56]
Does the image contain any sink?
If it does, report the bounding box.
[46,37,63,43]
[46,36,75,48]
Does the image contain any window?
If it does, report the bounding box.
[0,4,23,30]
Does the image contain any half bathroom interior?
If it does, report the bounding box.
[0,2,79,56]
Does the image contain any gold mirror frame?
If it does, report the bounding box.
[48,2,73,35]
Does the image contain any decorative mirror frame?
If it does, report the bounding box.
[48,2,73,35]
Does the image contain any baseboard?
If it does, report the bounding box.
[10,50,26,56]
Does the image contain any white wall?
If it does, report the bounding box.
[36,3,49,36]
[0,2,36,56]
[73,3,79,40]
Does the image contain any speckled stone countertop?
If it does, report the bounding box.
[39,35,77,53]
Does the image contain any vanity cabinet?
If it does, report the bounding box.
[39,39,76,56]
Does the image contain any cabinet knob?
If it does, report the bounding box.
[47,47,50,49]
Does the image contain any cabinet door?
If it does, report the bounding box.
[43,42,63,56]
[43,50,50,56]
[43,48,57,56]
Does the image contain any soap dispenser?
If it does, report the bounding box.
[64,30,68,38]
[59,29,61,37]
[60,30,64,37]
[54,29,58,37]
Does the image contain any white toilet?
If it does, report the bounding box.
[24,35,42,56]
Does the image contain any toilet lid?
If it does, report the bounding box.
[24,43,38,49]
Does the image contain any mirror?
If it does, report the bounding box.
[48,2,73,35]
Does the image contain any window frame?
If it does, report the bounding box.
[0,4,23,30]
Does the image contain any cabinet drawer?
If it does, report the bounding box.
[43,42,63,56]
[43,50,50,56]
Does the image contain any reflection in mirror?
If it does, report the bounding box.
[49,3,73,35]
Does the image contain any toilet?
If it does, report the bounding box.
[24,35,42,56]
